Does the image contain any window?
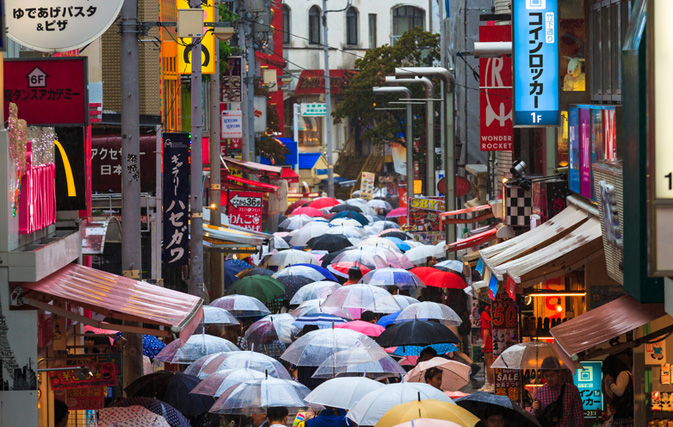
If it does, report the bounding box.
[282,4,291,45]
[346,7,358,46]
[309,6,321,45]
[392,6,424,43]
[368,14,377,48]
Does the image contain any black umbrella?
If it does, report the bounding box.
[455,392,541,427]
[320,248,349,268]
[375,319,460,348]
[382,231,412,240]
[307,234,354,252]
[277,274,314,300]
[330,204,363,213]
[125,372,215,417]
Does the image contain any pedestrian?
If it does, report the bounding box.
[531,356,584,427]
[417,346,438,364]
[481,407,506,427]
[602,354,634,426]
[360,310,378,324]
[424,366,443,390]
[305,407,350,427]
[249,412,269,427]
[478,303,494,392]
[267,407,289,427]
[344,267,362,286]
[426,256,438,267]
[54,399,69,427]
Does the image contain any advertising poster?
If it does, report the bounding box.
[54,127,86,211]
[603,107,617,161]
[492,292,518,357]
[163,132,191,266]
[48,362,117,390]
[568,107,580,193]
[645,338,667,365]
[579,106,592,199]
[572,361,603,418]
[360,172,376,200]
[225,190,263,232]
[54,387,105,410]
[221,56,243,103]
[494,369,522,403]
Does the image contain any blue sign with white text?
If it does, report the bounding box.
[513,0,559,126]
[572,361,603,418]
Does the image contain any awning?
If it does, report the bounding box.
[479,205,591,281]
[223,175,279,191]
[203,223,271,248]
[223,156,282,176]
[15,264,203,344]
[445,227,498,253]
[281,167,300,183]
[551,295,668,369]
[81,217,122,255]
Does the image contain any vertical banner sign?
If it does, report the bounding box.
[360,172,376,200]
[579,106,592,199]
[221,56,243,103]
[513,0,559,126]
[492,292,518,357]
[163,133,191,265]
[568,106,580,193]
[177,0,215,75]
[479,25,513,151]
[54,127,87,211]
[225,190,263,232]
[572,361,603,417]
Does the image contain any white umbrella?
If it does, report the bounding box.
[290,281,342,305]
[395,301,463,327]
[435,260,466,275]
[367,199,393,211]
[322,284,401,318]
[290,298,353,319]
[273,265,327,282]
[404,357,471,391]
[330,248,389,269]
[209,295,270,317]
[202,306,240,326]
[265,249,320,268]
[325,225,367,239]
[280,328,384,367]
[360,267,425,292]
[279,214,313,231]
[330,218,366,227]
[155,334,240,364]
[304,377,385,410]
[271,234,290,250]
[190,368,266,397]
[311,348,405,379]
[405,245,445,266]
[371,221,402,233]
[358,237,401,251]
[347,383,455,426]
[209,377,311,414]
[185,350,292,379]
[392,295,420,309]
[357,246,414,269]
[289,221,331,246]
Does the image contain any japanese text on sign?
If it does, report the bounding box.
[163,133,191,265]
[11,6,97,32]
[572,361,603,417]
[301,103,327,117]
[225,191,263,232]
[48,362,117,390]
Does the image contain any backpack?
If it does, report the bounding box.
[536,383,566,427]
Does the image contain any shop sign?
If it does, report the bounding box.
[494,369,521,403]
[579,106,592,199]
[221,109,243,139]
[177,0,216,74]
[294,69,356,95]
[163,133,191,265]
[4,57,88,126]
[492,292,518,357]
[301,103,327,117]
[6,0,123,52]
[568,107,579,193]
[225,190,262,232]
[54,387,105,410]
[91,135,157,193]
[360,172,375,200]
[48,362,117,390]
[409,197,445,212]
[645,337,667,365]
[408,197,444,235]
[221,56,243,102]
[572,361,603,417]
[479,25,513,151]
[513,0,559,126]
[54,127,86,211]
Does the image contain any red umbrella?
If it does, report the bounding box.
[307,197,340,209]
[409,267,442,283]
[424,271,468,289]
[291,206,325,217]
[327,261,372,278]
[286,199,310,215]
[386,207,407,218]
[335,320,386,337]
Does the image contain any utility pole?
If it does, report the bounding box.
[237,0,250,162]
[189,0,204,297]
[246,7,256,161]
[321,0,334,197]
[209,0,222,300]
[120,0,143,387]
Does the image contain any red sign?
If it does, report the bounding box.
[479,25,513,151]
[91,135,157,193]
[4,57,88,126]
[294,69,357,95]
[54,387,105,410]
[225,190,263,232]
[48,362,118,390]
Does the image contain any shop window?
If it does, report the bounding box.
[368,14,377,48]
[309,6,321,45]
[282,4,291,45]
[346,7,358,46]
[392,6,424,44]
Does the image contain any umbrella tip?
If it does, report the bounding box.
[417,391,421,402]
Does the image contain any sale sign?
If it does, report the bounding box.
[492,292,518,357]
[225,190,263,232]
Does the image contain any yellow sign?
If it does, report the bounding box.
[409,197,445,212]
[177,0,216,75]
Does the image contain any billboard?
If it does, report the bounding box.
[177,0,216,75]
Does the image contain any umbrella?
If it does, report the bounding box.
[331,217,367,227]
[379,230,411,240]
[335,320,386,337]
[367,199,393,211]
[224,259,253,288]
[424,271,468,289]
[210,295,271,317]
[455,392,541,427]
[331,248,388,269]
[202,306,240,326]
[358,237,400,250]
[322,284,401,318]
[372,399,479,427]
[327,261,372,279]
[111,397,190,427]
[332,210,368,225]
[308,197,340,209]
[243,267,276,277]
[291,263,339,281]
[392,295,420,309]
[290,281,342,305]
[273,265,326,282]
[285,198,310,215]
[391,420,463,427]
[330,204,363,213]
[491,341,567,371]
[209,377,311,414]
[242,314,298,357]
[291,206,325,217]
[373,222,403,233]
[226,275,285,303]
[276,274,313,300]
[265,249,320,268]
[291,299,353,319]
[305,377,385,410]
[307,234,355,252]
[347,384,455,426]
[292,313,348,329]
[185,351,292,380]
[391,343,460,357]
[404,357,471,392]
[279,214,314,230]
[271,234,291,250]
[382,237,411,251]
[434,260,466,276]
[395,302,462,327]
[98,405,172,427]
[325,224,367,239]
[377,311,401,327]
[386,207,407,218]
[360,268,426,292]
[125,371,215,417]
[376,320,460,348]
[312,350,406,379]
[155,334,240,364]
[289,221,332,246]
[405,245,445,266]
[281,327,385,367]
[190,368,266,397]
[409,267,443,283]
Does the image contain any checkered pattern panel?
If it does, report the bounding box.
[504,186,533,227]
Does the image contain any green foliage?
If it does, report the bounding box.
[256,134,290,164]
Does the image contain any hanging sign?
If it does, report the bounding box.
[572,361,603,417]
[221,109,243,139]
[513,0,559,126]
[301,103,327,117]
[221,56,243,103]
[163,133,191,265]
[225,190,262,232]
[48,363,117,390]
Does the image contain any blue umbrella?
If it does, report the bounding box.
[116,333,166,359]
[292,263,339,282]
[224,259,253,288]
[377,311,401,327]
[382,236,411,252]
[292,313,348,329]
[392,343,460,356]
[331,210,368,226]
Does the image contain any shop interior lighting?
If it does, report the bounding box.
[526,292,586,297]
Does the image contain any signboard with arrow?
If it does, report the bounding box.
[225,190,263,231]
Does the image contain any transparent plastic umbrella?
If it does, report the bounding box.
[331,248,389,269]
[405,245,446,266]
[324,225,367,239]
[360,268,426,292]
[290,298,353,319]
[242,314,298,356]
[293,313,349,329]
[209,295,270,318]
[357,237,400,250]
[271,234,290,249]
[312,351,406,379]
[185,350,292,380]
[394,302,463,327]
[304,377,385,410]
[202,306,240,326]
[370,221,402,233]
[322,284,401,319]
[390,295,420,309]
[279,214,313,231]
[280,327,384,367]
[435,260,466,275]
[289,221,331,246]
[265,249,320,268]
[330,217,366,227]
[154,334,240,364]
[367,199,393,211]
[491,340,567,371]
[290,281,342,305]
[305,344,388,372]
[209,377,312,414]
[273,265,326,282]
[190,368,265,397]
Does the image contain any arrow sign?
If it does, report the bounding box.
[229,193,262,208]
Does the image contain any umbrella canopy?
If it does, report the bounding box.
[434,260,466,276]
[202,306,240,326]
[279,214,314,230]
[347,384,455,427]
[330,203,363,213]
[273,265,327,282]
[410,267,443,283]
[98,405,172,427]
[265,249,320,268]
[246,267,276,277]
[360,268,426,292]
[373,399,479,427]
[327,261,372,279]
[322,284,401,319]
[386,207,407,218]
[325,225,367,239]
[125,371,214,417]
[281,327,384,367]
[379,230,411,240]
[190,368,266,397]
[291,299,353,319]
[395,302,462,327]
[290,281,341,305]
[185,350,292,380]
[303,342,389,376]
[307,197,340,209]
[455,392,541,427]
[373,222,403,233]
[491,341,567,371]
[305,377,385,410]
[291,206,326,217]
[335,320,386,337]
[382,237,411,251]
[331,217,367,227]
[367,199,393,211]
[111,397,190,427]
[331,248,388,269]
[404,357,471,392]
[242,314,298,357]
[285,198,310,215]
[392,295,420,309]
[424,271,468,289]
[405,245,445,266]
[210,295,270,318]
[289,221,332,246]
[271,234,291,250]
[307,234,355,252]
[376,320,460,348]
[292,313,348,329]
[224,259,253,288]
[155,334,240,364]
[226,275,285,303]
[358,237,400,250]
[209,377,312,414]
[377,311,401,327]
[332,210,368,225]
[391,419,463,427]
[275,274,314,300]
[356,245,414,269]
[312,350,406,379]
[391,343,460,357]
[291,263,339,281]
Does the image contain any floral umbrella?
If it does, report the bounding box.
[98,405,172,427]
[111,397,190,427]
